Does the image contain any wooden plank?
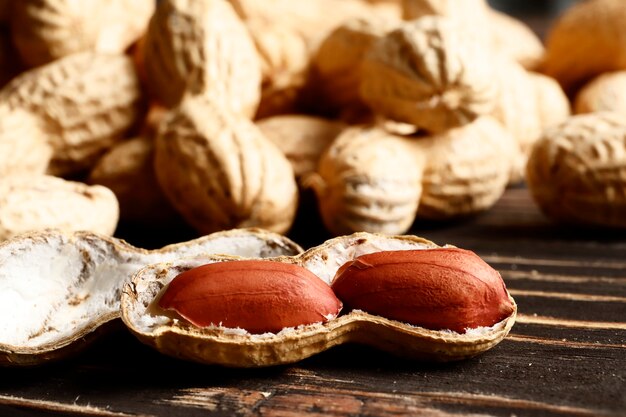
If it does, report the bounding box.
[1,188,625,416]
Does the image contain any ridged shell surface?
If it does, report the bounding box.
[575,71,626,119]
[360,17,496,133]
[311,126,423,235]
[0,52,144,175]
[122,232,516,367]
[542,0,626,91]
[412,117,515,219]
[143,0,261,116]
[155,96,298,235]
[0,228,303,365]
[527,112,626,228]
[11,0,153,67]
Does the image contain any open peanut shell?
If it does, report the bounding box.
[0,229,302,366]
[121,233,517,367]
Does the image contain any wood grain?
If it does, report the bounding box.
[0,186,624,417]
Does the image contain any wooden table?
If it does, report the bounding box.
[1,186,624,417]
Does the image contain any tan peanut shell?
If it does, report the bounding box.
[402,0,543,70]
[88,136,181,225]
[308,126,423,235]
[155,96,298,235]
[122,232,516,367]
[411,117,515,219]
[574,71,626,118]
[229,0,315,118]
[11,0,154,68]
[541,0,626,91]
[530,72,571,130]
[491,57,542,182]
[0,175,119,240]
[402,0,490,45]
[0,52,144,176]
[256,115,346,179]
[0,228,303,366]
[0,107,52,177]
[312,16,395,114]
[243,20,310,119]
[487,9,544,71]
[143,0,261,116]
[526,112,626,228]
[402,0,489,24]
[231,0,400,118]
[360,16,496,133]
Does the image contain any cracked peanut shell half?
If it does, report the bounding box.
[0,229,302,366]
[122,232,516,367]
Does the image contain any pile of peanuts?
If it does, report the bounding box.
[0,0,624,241]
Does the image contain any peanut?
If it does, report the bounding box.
[159,260,342,334]
[410,117,517,219]
[154,95,298,235]
[403,1,543,70]
[0,107,52,178]
[0,175,119,240]
[487,8,544,70]
[311,16,394,115]
[123,232,516,367]
[308,125,423,235]
[402,0,491,43]
[331,249,515,333]
[230,0,400,118]
[541,0,626,92]
[491,58,570,183]
[0,52,145,176]
[256,115,346,179]
[11,0,154,68]
[574,71,626,118]
[360,16,496,133]
[88,136,182,225]
[530,72,572,131]
[491,58,542,183]
[142,0,261,116]
[526,112,626,228]
[0,228,303,366]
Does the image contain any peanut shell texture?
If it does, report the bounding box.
[312,16,395,113]
[360,16,496,133]
[308,125,423,235]
[0,52,145,176]
[0,229,302,366]
[11,0,154,68]
[154,95,298,235]
[256,115,346,179]
[527,112,626,229]
[542,0,626,91]
[142,0,261,116]
[122,232,516,367]
[575,71,626,118]
[0,175,119,241]
[411,117,516,219]
[89,136,181,225]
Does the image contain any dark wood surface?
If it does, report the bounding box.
[4,3,624,417]
[1,186,625,417]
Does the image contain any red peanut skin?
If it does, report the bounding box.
[331,249,514,333]
[159,260,342,334]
